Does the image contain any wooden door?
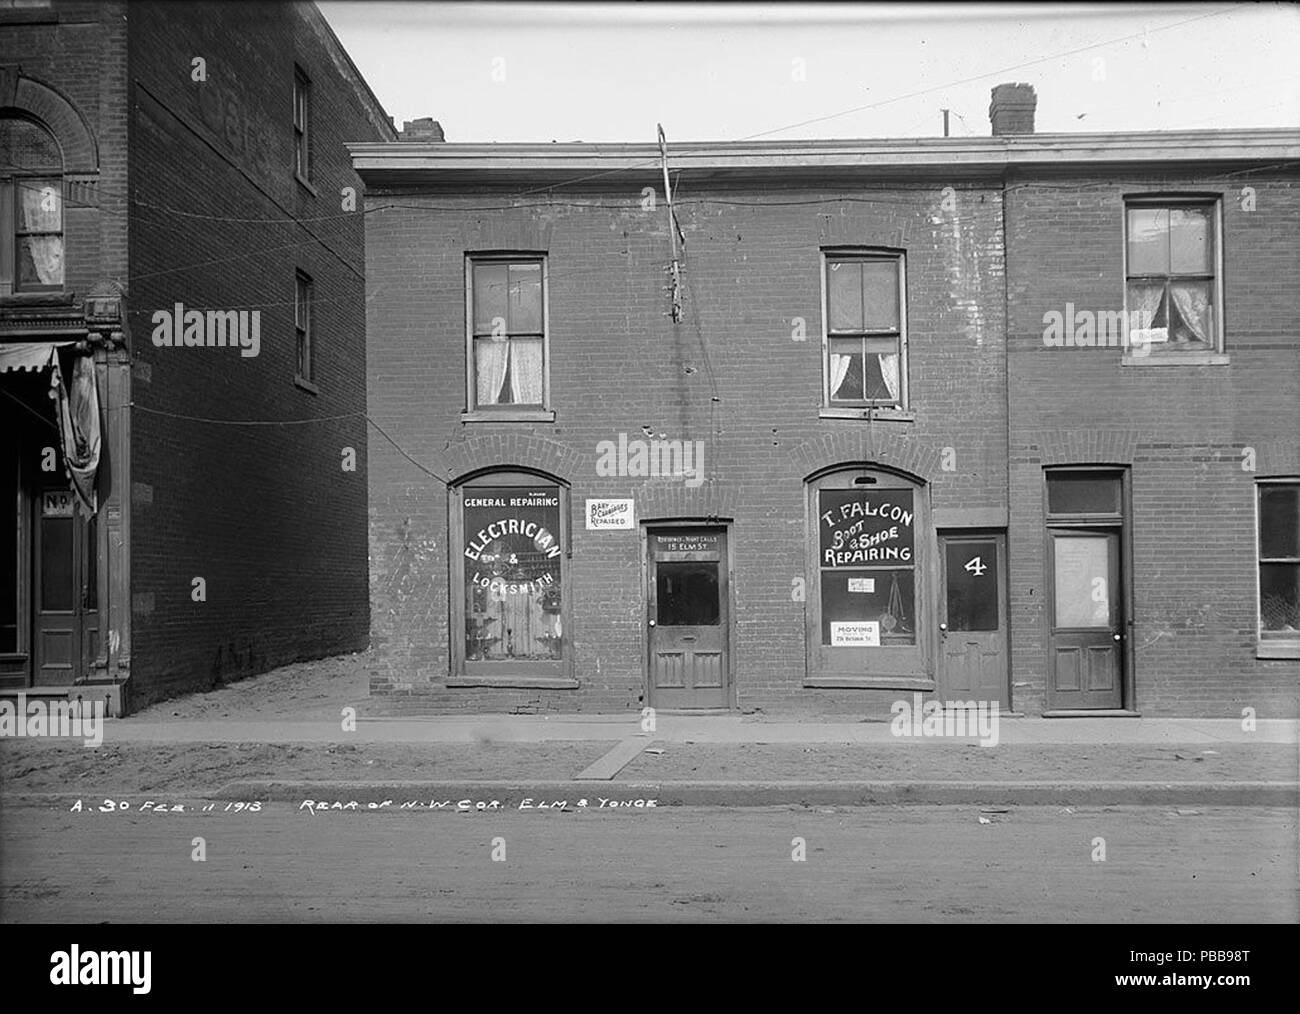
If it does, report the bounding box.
[1048,529,1123,709]
[938,532,1008,707]
[647,528,729,710]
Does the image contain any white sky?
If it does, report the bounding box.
[318,1,1300,142]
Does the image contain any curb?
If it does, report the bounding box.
[214,779,1300,807]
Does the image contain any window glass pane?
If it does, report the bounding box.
[17,178,61,230]
[0,118,61,171]
[85,514,97,610]
[474,337,509,405]
[819,488,916,565]
[656,562,720,626]
[1167,280,1213,347]
[463,485,563,660]
[1169,206,1211,274]
[1126,281,1168,342]
[863,348,900,402]
[18,236,63,286]
[1259,564,1300,634]
[1047,473,1120,515]
[40,515,73,612]
[472,263,508,335]
[506,337,543,404]
[827,260,863,331]
[945,540,998,631]
[508,263,542,333]
[1053,536,1110,628]
[1127,207,1169,275]
[829,338,863,401]
[861,260,899,330]
[1260,486,1300,559]
[820,569,915,645]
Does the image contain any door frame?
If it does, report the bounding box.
[640,518,735,712]
[936,528,1009,707]
[1042,467,1135,712]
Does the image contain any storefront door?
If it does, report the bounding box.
[646,527,730,710]
[1047,529,1123,709]
[33,487,95,686]
[938,532,1008,706]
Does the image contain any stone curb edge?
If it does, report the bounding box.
[212,780,1300,807]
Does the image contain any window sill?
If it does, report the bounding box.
[294,376,320,395]
[460,408,556,423]
[1256,642,1300,660]
[1121,352,1228,366]
[803,675,935,691]
[1,291,73,306]
[819,406,914,422]
[294,173,319,197]
[445,676,577,689]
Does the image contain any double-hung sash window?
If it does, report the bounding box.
[1124,199,1221,355]
[824,251,906,407]
[293,67,311,182]
[295,270,313,382]
[467,256,547,410]
[1,115,64,294]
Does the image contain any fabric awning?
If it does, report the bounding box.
[0,340,100,515]
[0,341,74,373]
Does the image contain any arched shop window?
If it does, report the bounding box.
[806,466,930,681]
[1,114,65,294]
[450,471,571,679]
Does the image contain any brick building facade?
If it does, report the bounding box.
[354,85,1298,719]
[1,1,393,713]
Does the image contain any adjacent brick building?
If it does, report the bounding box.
[355,84,1298,718]
[1,1,394,713]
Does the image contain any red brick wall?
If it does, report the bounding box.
[1005,170,1300,717]
[364,178,1009,715]
[124,1,389,706]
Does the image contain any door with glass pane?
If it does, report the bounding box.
[939,533,1008,707]
[33,488,84,685]
[646,528,729,710]
[1048,530,1123,709]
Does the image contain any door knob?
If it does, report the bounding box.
[939,622,947,631]
[648,619,656,627]
[1112,633,1122,641]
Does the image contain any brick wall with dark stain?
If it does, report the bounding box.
[364,177,1009,715]
[124,1,390,706]
[1005,170,1300,717]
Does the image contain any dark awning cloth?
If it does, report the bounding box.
[0,341,100,515]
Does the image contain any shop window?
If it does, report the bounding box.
[1,115,64,294]
[465,255,549,418]
[451,471,570,678]
[806,467,928,682]
[1124,198,1222,358]
[1258,480,1300,655]
[823,251,907,408]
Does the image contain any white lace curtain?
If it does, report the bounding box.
[17,180,63,285]
[476,338,543,405]
[830,350,899,401]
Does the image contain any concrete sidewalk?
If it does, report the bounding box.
[88,714,1300,745]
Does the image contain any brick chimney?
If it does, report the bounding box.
[401,117,445,142]
[989,83,1036,136]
